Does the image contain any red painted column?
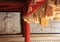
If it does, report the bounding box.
[22,20,30,42]
[25,21,30,42]
[22,0,31,42]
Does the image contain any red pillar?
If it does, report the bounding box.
[23,20,30,42]
[22,0,31,42]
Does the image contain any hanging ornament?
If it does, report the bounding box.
[23,0,49,26]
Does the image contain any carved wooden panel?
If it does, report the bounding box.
[30,20,60,33]
[0,12,21,34]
